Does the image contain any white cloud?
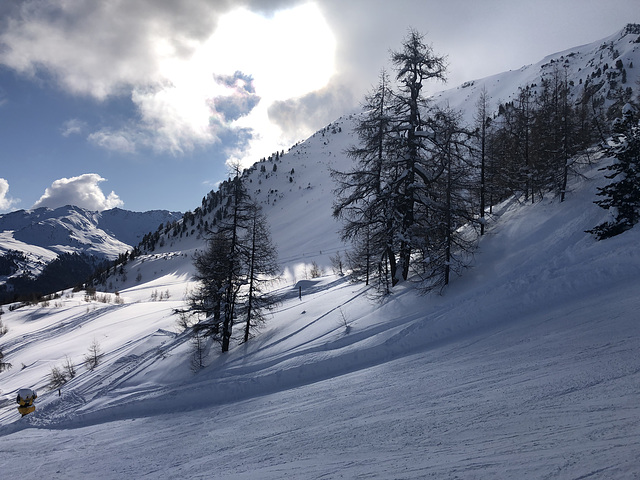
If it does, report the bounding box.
[0,178,19,211]
[32,174,124,212]
[61,118,87,137]
[88,129,137,154]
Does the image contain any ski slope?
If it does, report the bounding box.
[0,154,639,478]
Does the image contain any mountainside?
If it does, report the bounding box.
[0,26,639,478]
[436,23,640,124]
[137,24,640,281]
[134,118,354,284]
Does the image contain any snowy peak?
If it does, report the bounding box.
[96,207,183,247]
[0,205,181,260]
[0,205,182,298]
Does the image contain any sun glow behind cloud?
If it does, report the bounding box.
[207,3,336,101]
[103,2,336,160]
[192,2,337,165]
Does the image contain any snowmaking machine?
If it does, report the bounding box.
[16,388,37,416]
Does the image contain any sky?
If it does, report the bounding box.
[0,0,638,214]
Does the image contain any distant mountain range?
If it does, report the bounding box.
[0,205,181,301]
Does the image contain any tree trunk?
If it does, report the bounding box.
[244,216,258,343]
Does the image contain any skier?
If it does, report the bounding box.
[16,388,37,417]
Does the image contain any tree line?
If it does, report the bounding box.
[333,29,632,296]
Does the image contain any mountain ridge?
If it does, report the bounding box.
[0,205,181,300]
[434,23,640,125]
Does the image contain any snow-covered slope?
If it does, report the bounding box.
[2,206,129,260]
[93,207,183,247]
[435,23,640,124]
[244,119,353,280]
[0,153,638,478]
[0,26,639,478]
[138,117,354,285]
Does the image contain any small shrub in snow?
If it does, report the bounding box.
[310,261,324,278]
[0,348,11,372]
[330,251,345,276]
[84,339,103,371]
[63,356,76,379]
[48,365,67,389]
[84,287,97,302]
[338,307,351,334]
[190,331,207,371]
[97,294,111,304]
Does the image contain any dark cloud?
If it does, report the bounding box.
[268,78,356,140]
[0,0,303,98]
[213,94,261,122]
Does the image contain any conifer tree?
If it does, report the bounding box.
[588,104,640,239]
[415,106,476,291]
[389,28,447,282]
[335,30,480,292]
[515,86,536,202]
[190,232,231,336]
[332,69,396,290]
[218,169,249,352]
[473,87,491,234]
[487,101,521,203]
[190,166,279,353]
[239,201,279,343]
[84,339,103,371]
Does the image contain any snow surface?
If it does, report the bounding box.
[1,27,640,478]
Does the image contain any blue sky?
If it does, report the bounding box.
[0,0,637,213]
